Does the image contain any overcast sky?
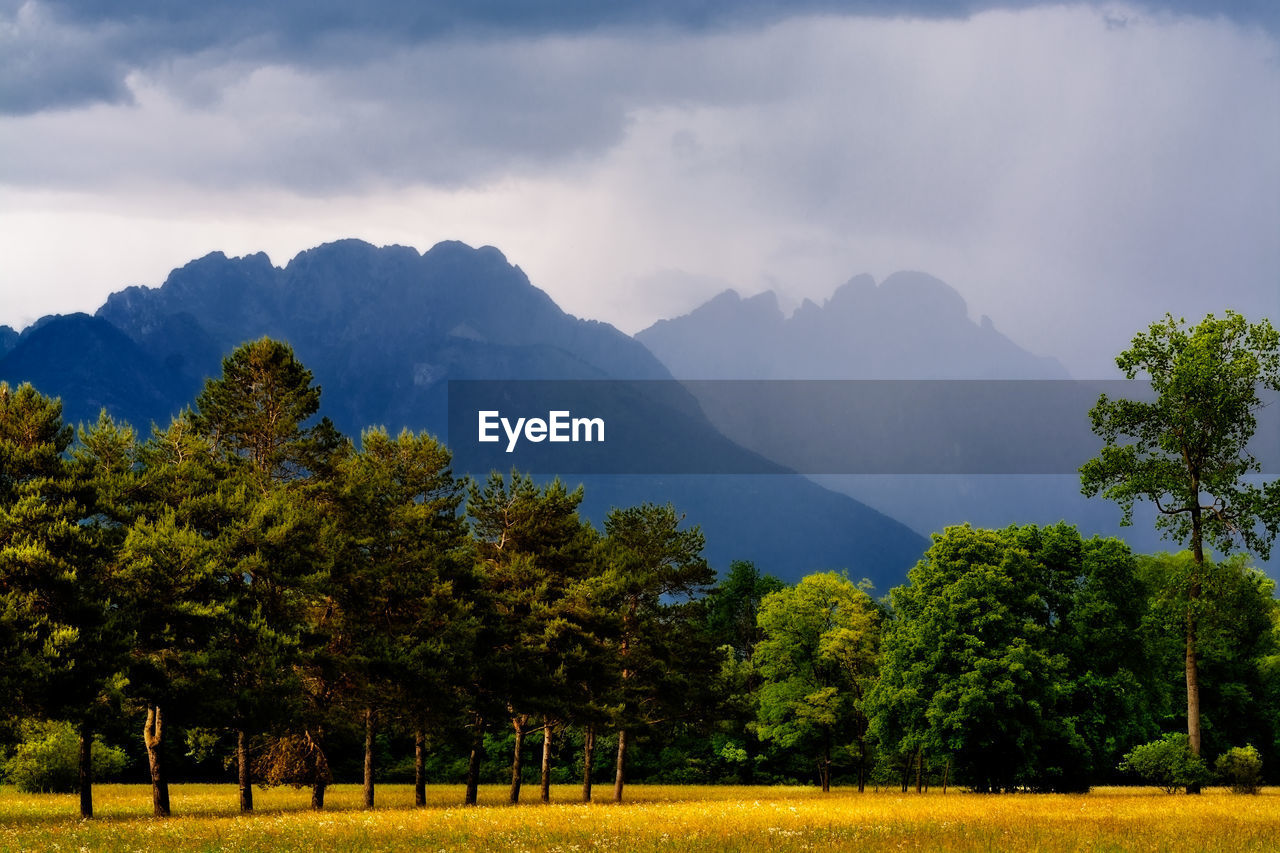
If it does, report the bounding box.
[1,0,1276,376]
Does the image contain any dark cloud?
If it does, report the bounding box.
[3,0,1275,115]
[0,4,1274,378]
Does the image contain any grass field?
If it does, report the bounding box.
[1,784,1277,852]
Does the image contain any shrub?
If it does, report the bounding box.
[1215,745,1263,794]
[1118,733,1210,793]
[0,720,128,793]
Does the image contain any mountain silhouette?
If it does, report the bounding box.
[638,271,1068,379]
[634,272,1214,566]
[0,239,926,588]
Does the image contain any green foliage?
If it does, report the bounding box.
[598,502,716,798]
[1080,311,1280,559]
[1082,312,1280,770]
[704,560,785,662]
[754,571,881,790]
[466,470,598,725]
[1,720,127,793]
[0,381,73,501]
[1139,553,1280,766]
[1215,745,1263,794]
[189,338,341,742]
[598,502,716,720]
[334,427,474,747]
[1118,733,1211,793]
[192,337,329,486]
[869,523,1151,793]
[6,327,1280,810]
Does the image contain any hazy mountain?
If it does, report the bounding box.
[0,239,927,588]
[638,271,1068,379]
[635,271,1223,567]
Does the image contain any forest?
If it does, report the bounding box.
[1,314,1278,820]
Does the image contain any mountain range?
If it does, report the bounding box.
[2,239,954,590]
[637,272,1069,379]
[3,240,1268,579]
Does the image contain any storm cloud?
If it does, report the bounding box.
[1,1,1276,378]
[3,0,1276,115]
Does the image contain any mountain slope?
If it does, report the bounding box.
[1,239,926,587]
[0,313,188,431]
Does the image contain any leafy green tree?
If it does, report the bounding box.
[1080,311,1280,771]
[597,502,714,802]
[1119,733,1211,793]
[1215,745,1263,794]
[1051,533,1160,783]
[1139,552,1279,774]
[754,571,881,791]
[869,525,1082,793]
[1,720,127,793]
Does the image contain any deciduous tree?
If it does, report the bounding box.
[754,571,881,791]
[1081,311,1280,779]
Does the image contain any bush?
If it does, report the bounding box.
[0,720,128,793]
[1215,745,1263,794]
[1118,733,1210,793]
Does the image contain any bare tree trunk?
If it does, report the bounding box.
[819,733,831,792]
[309,725,329,810]
[414,729,427,807]
[143,705,171,817]
[78,720,93,819]
[363,707,376,809]
[509,715,527,804]
[237,729,253,812]
[613,729,628,803]
[1187,503,1204,794]
[915,748,923,793]
[465,715,483,806]
[942,759,950,794]
[540,721,553,803]
[581,724,595,802]
[856,737,866,793]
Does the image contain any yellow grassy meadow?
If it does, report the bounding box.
[1,784,1277,852]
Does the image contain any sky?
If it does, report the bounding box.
[1,0,1277,377]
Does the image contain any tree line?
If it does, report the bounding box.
[1,320,1277,819]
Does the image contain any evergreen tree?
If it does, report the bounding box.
[190,338,340,812]
[334,427,472,809]
[118,414,246,816]
[0,395,135,818]
[0,382,74,716]
[465,471,594,804]
[597,502,714,802]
